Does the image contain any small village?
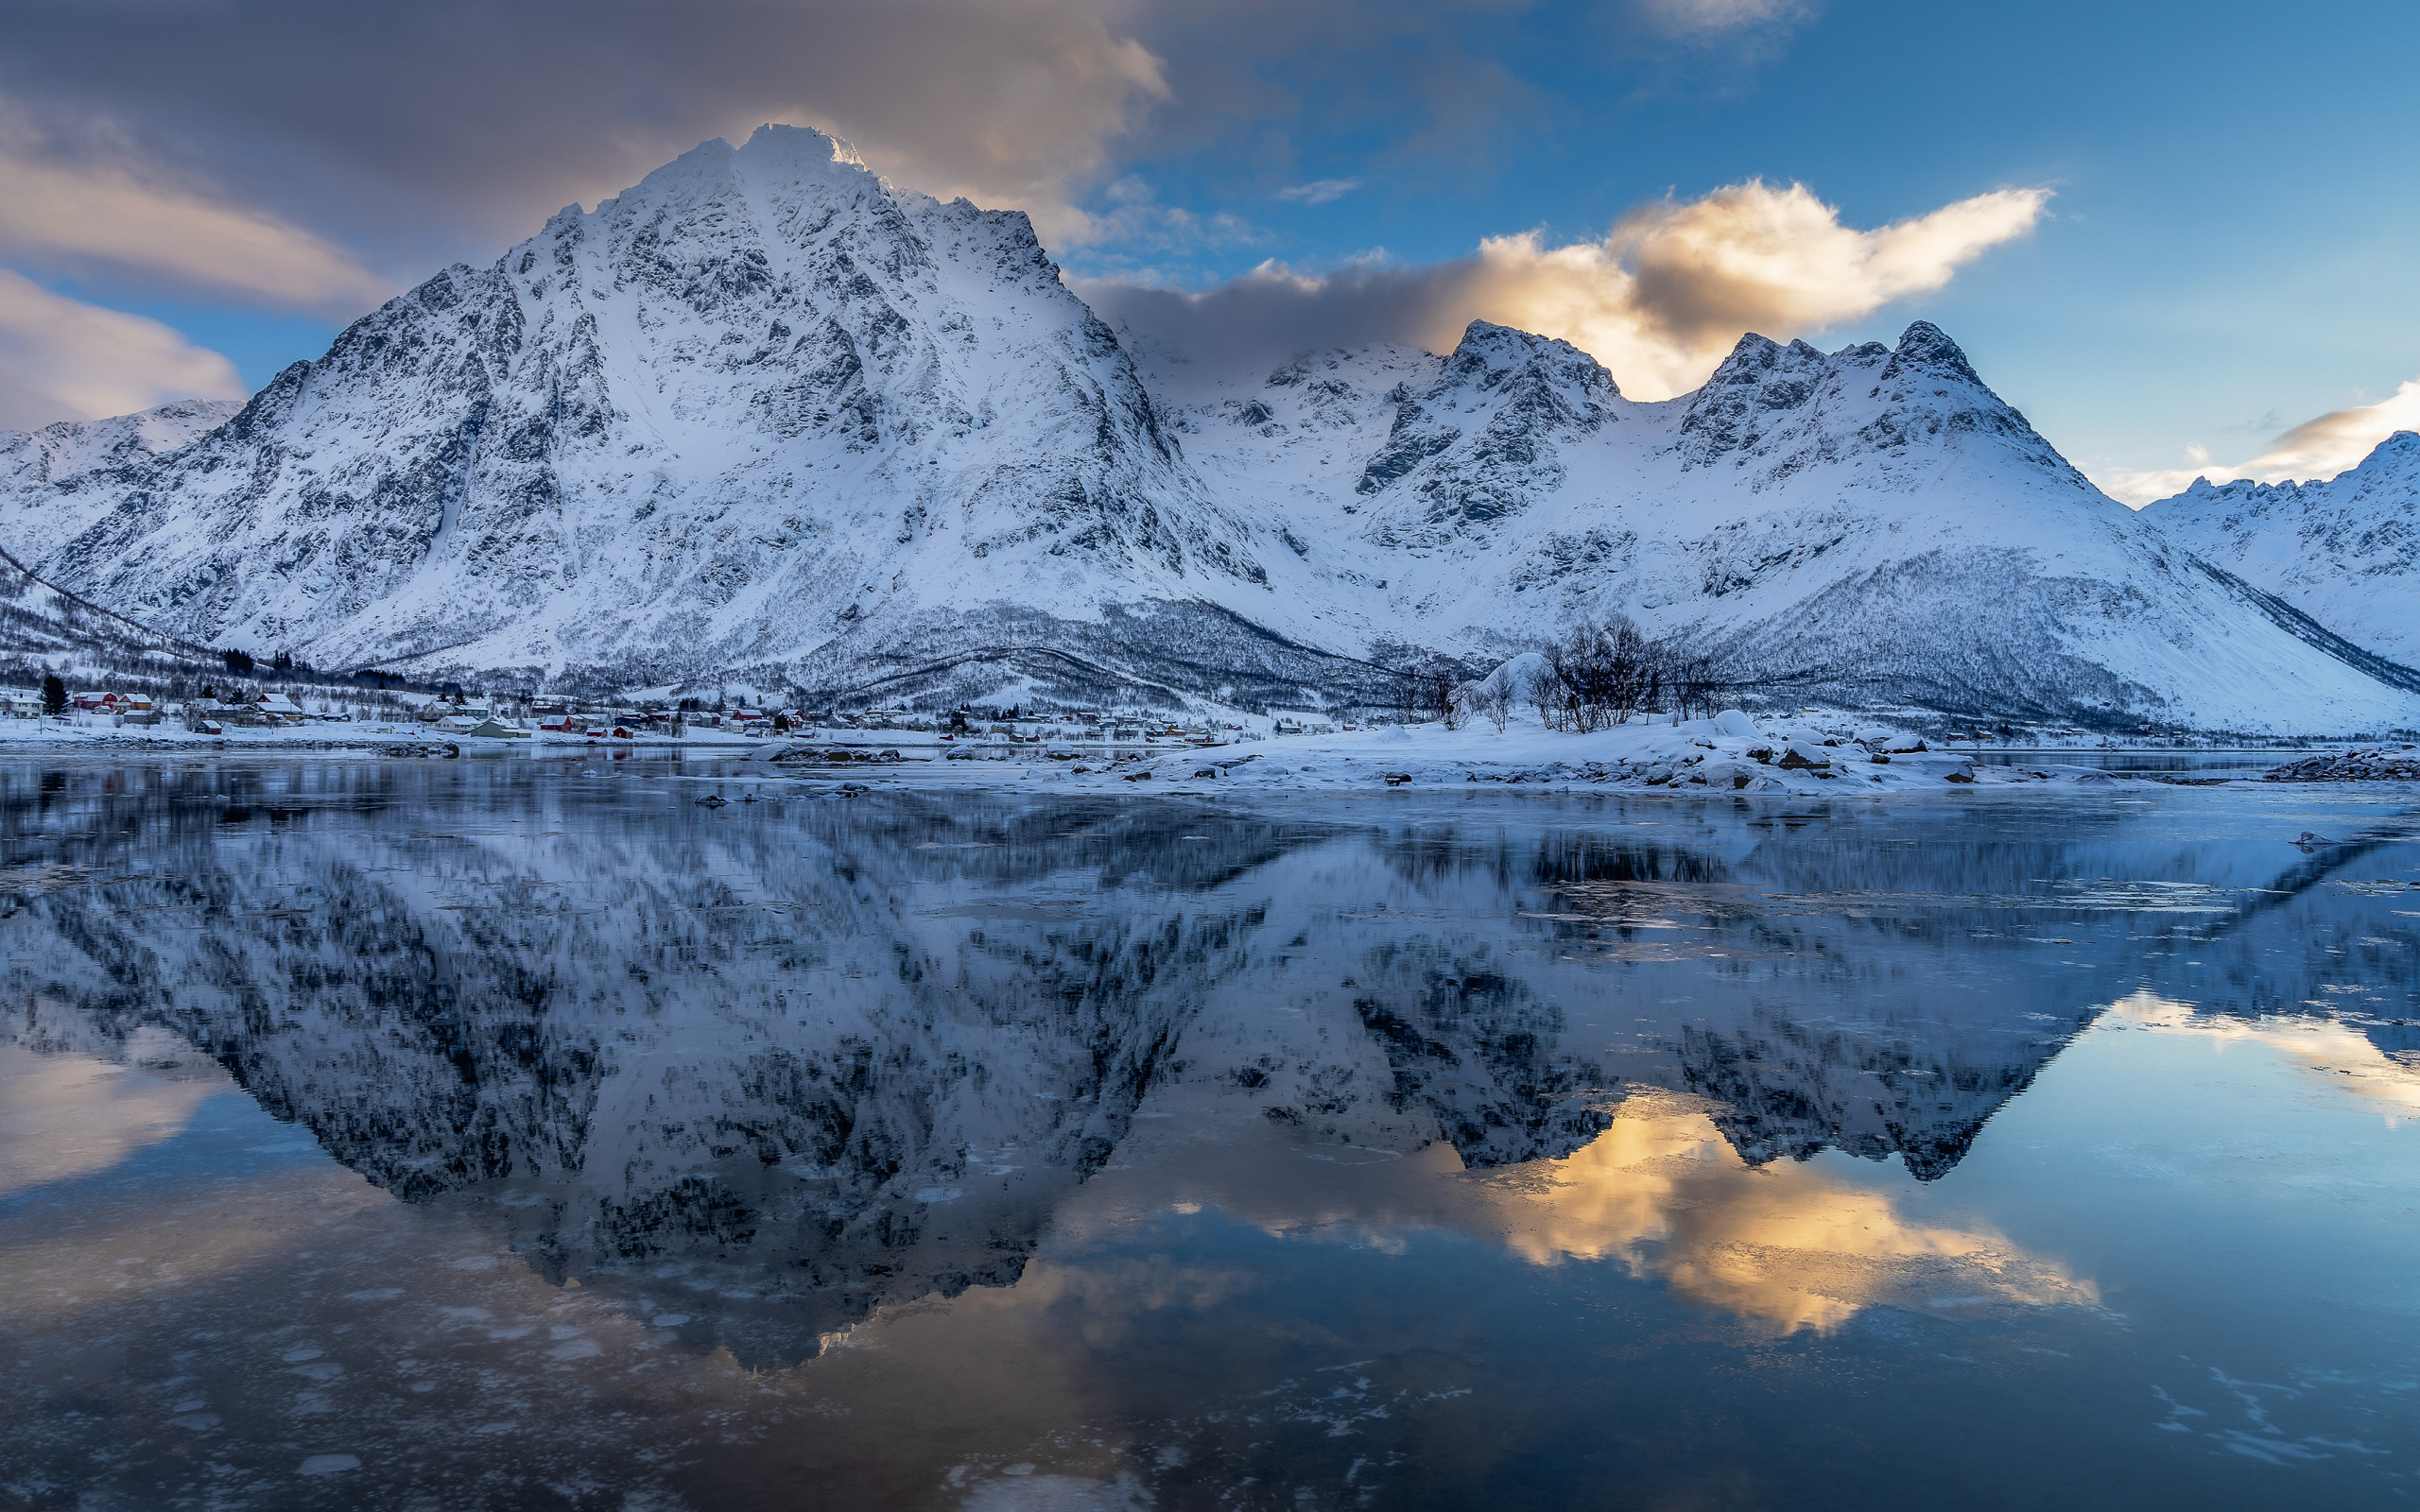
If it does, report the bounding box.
[0,676,1311,750]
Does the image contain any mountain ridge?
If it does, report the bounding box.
[1,127,2413,731]
[2143,431,2420,667]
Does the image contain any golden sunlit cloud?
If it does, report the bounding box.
[0,268,247,431]
[1478,1091,2096,1332]
[1451,180,2050,399]
[2097,381,2420,505]
[1090,180,2049,401]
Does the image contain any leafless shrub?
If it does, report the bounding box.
[1467,679,1512,732]
[1540,617,1662,731]
[1392,662,1465,729]
[1656,642,1735,723]
[1530,664,1564,730]
[1426,670,1463,730]
[1528,621,1741,730]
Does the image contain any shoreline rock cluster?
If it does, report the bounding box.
[2263,746,2420,782]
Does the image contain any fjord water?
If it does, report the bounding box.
[3,758,2415,1511]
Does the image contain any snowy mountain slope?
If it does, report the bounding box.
[0,398,239,494]
[0,543,223,690]
[2,125,2411,729]
[0,127,1338,701]
[1158,319,2420,730]
[2142,431,2420,664]
[0,400,241,558]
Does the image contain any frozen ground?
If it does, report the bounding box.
[0,719,774,752]
[768,711,2143,798]
[3,706,2373,799]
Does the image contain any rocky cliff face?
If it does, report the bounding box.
[2144,430,2420,665]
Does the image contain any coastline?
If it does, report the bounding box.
[0,714,2303,797]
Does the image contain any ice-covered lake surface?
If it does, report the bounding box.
[3,753,2417,1512]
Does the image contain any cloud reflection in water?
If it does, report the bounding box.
[1477,1089,2097,1332]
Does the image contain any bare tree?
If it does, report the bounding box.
[1413,669,1460,729]
[1468,679,1512,732]
[1392,663,1464,729]
[1430,671,1464,730]
[1543,617,1663,731]
[1543,628,1597,731]
[1659,645,1728,722]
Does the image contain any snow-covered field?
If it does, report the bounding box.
[0,718,775,752]
[922,714,2121,797]
[0,700,2360,798]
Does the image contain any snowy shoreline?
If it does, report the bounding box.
[0,711,2360,797]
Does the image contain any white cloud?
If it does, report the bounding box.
[1276,178,1364,206]
[2096,378,2420,506]
[760,2,1172,249]
[1639,0,1814,36]
[1091,180,2050,401]
[0,120,390,316]
[0,269,246,431]
[1053,176,1265,252]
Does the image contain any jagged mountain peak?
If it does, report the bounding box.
[1341,322,1623,546]
[1879,318,1982,384]
[610,124,890,216]
[2146,426,2420,666]
[1433,319,1621,408]
[0,127,1268,695]
[1675,318,2069,484]
[1677,333,1836,461]
[1702,331,1830,387]
[2172,428,2420,506]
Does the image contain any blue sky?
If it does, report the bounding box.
[2,0,2414,499]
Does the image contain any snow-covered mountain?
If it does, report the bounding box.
[1,125,2412,730]
[2142,431,2420,666]
[1154,321,2420,730]
[0,403,282,687]
[0,397,239,492]
[0,126,1345,706]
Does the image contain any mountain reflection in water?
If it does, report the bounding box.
[2,757,2417,1510]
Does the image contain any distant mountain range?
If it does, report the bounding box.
[2143,430,2420,669]
[1,125,2413,731]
